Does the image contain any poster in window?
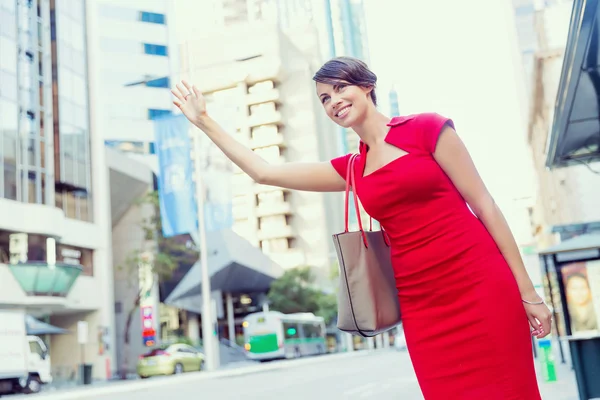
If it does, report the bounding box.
[561,261,600,335]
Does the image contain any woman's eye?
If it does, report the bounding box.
[321,97,329,104]
[335,84,347,92]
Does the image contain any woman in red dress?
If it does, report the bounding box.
[172,56,552,399]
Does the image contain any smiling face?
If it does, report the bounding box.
[567,275,592,307]
[316,81,374,128]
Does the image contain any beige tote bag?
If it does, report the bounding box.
[332,154,402,337]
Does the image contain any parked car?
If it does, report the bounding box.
[137,344,204,379]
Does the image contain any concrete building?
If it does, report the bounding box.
[85,0,179,173]
[526,1,600,249]
[0,0,115,381]
[84,0,182,375]
[173,23,340,278]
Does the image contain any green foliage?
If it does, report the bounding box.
[267,266,338,325]
[315,292,338,326]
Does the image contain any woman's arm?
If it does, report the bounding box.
[172,82,346,192]
[433,125,552,338]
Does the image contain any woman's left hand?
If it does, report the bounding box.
[523,293,553,338]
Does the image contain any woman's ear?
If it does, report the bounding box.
[361,85,374,95]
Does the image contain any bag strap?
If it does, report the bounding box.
[344,154,368,247]
[343,154,358,233]
[344,154,391,248]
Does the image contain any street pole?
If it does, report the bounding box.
[193,130,215,371]
[187,39,215,372]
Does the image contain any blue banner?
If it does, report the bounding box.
[154,114,198,237]
[201,94,236,232]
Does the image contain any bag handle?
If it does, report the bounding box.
[344,154,368,247]
[344,154,391,248]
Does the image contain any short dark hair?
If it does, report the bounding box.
[312,56,378,106]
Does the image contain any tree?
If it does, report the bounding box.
[267,266,338,325]
[117,191,196,379]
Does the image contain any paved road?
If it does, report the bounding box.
[30,349,579,400]
[83,351,423,400]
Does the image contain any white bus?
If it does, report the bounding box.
[242,311,327,361]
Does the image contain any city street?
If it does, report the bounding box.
[30,349,579,400]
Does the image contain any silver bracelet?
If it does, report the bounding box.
[522,299,544,305]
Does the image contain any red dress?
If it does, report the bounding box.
[331,113,541,400]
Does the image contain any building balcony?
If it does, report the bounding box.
[254,183,290,194]
[246,89,281,106]
[8,262,82,297]
[249,133,286,149]
[257,225,294,241]
[255,202,292,218]
[264,249,305,269]
[248,111,282,127]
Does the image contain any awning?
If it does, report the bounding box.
[547,0,600,168]
[164,229,284,305]
[539,233,600,254]
[106,147,154,226]
[26,315,69,335]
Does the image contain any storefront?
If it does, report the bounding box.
[545,0,600,169]
[545,1,600,398]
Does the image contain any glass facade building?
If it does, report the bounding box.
[0,0,92,221]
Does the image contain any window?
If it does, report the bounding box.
[145,76,170,88]
[143,43,168,56]
[302,323,322,338]
[257,190,286,207]
[254,145,280,161]
[260,238,292,253]
[248,80,274,94]
[251,124,278,140]
[148,109,171,120]
[259,215,288,230]
[140,11,166,24]
[250,102,276,115]
[57,243,93,276]
[29,340,45,357]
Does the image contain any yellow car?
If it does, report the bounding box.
[137,344,204,379]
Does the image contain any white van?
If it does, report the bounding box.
[0,310,52,395]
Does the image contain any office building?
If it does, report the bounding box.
[0,0,115,380]
[84,0,180,374]
[174,23,339,279]
[86,0,178,173]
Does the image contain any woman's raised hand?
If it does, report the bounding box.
[171,80,207,125]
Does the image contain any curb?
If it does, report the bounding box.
[29,350,372,399]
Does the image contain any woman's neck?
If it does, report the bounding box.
[352,109,392,148]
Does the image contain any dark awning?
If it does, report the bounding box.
[547,0,600,168]
[164,229,283,305]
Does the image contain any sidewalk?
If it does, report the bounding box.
[536,342,579,400]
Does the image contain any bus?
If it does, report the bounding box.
[242,311,327,361]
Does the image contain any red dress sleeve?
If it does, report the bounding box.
[417,113,455,153]
[330,153,353,180]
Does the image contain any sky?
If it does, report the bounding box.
[362,0,538,244]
